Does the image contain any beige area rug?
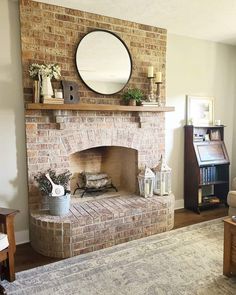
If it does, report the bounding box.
[3,218,236,295]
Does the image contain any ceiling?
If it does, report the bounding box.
[34,0,236,45]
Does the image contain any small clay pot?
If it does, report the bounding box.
[129,99,136,106]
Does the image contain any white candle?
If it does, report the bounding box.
[147,66,154,78]
[155,72,162,83]
[145,182,150,197]
[161,180,165,196]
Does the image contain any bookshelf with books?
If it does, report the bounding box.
[184,125,229,213]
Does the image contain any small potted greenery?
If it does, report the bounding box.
[34,169,72,216]
[123,88,144,106]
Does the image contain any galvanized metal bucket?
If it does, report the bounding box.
[49,193,70,216]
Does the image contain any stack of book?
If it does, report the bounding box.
[33,81,40,103]
[141,101,159,106]
[202,196,220,204]
[43,97,64,104]
[194,135,204,142]
[200,166,217,184]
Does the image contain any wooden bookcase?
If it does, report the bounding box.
[184,125,230,213]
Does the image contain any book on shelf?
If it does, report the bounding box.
[33,81,40,103]
[43,97,64,104]
[202,196,220,203]
[198,188,202,204]
[194,138,204,142]
[202,185,214,197]
[141,101,159,106]
[200,166,217,184]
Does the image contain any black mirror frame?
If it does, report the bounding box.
[75,29,133,96]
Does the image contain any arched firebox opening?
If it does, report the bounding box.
[69,146,138,198]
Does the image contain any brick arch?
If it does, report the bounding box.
[61,128,142,156]
[68,144,139,156]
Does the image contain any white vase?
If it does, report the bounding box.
[41,76,53,98]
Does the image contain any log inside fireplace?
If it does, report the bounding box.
[73,172,118,198]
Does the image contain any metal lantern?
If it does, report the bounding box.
[138,167,155,198]
[153,155,172,196]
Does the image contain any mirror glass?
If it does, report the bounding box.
[76,30,132,95]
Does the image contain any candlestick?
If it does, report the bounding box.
[147,66,154,78]
[147,77,156,102]
[155,81,162,106]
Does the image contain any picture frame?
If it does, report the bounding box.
[210,129,221,141]
[186,96,214,126]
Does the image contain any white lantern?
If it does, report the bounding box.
[138,167,155,198]
[153,155,171,196]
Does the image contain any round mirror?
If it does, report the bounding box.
[76,30,132,95]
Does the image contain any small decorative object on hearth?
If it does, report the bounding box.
[138,167,155,198]
[29,63,61,102]
[34,169,72,216]
[123,88,143,106]
[153,155,171,196]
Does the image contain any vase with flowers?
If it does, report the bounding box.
[29,63,61,101]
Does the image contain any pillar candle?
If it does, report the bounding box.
[145,181,150,196]
[155,72,162,83]
[161,180,165,196]
[147,66,154,78]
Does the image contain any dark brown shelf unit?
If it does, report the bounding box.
[184,125,230,213]
[198,180,228,187]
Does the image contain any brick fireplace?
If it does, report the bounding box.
[20,1,174,258]
[26,109,165,210]
[26,108,175,258]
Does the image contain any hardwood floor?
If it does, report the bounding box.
[174,206,228,229]
[15,207,228,273]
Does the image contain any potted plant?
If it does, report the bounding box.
[34,169,72,216]
[123,88,144,106]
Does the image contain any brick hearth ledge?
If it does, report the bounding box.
[30,194,175,258]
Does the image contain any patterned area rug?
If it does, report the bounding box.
[3,218,236,295]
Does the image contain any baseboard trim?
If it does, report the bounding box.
[15,230,30,245]
[175,199,184,210]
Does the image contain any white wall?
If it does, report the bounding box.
[166,33,236,208]
[232,90,236,179]
[0,0,29,243]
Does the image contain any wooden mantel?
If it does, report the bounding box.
[26,103,175,112]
